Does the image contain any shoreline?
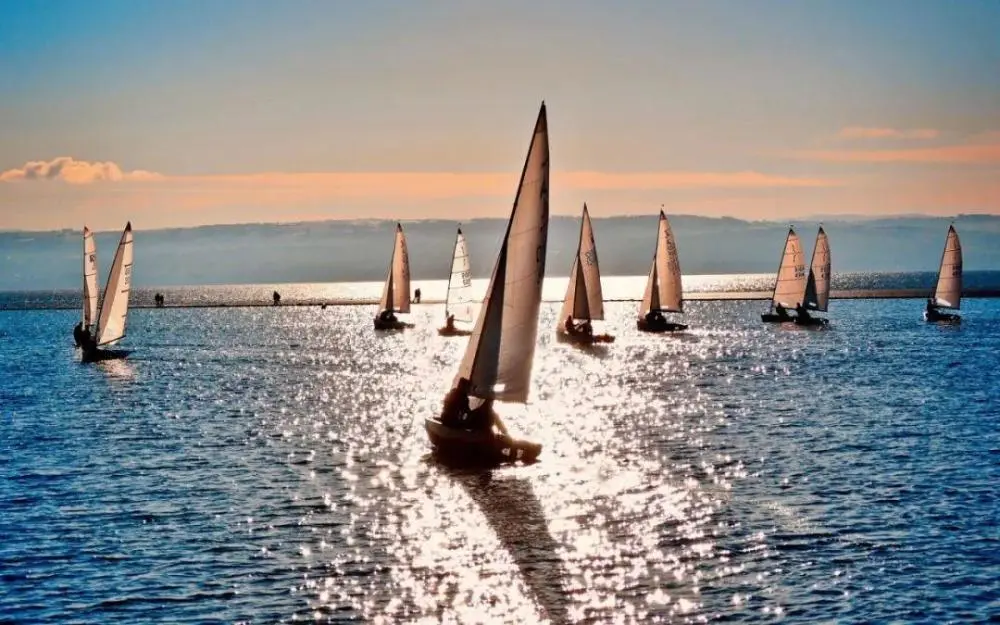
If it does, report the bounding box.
[3,288,999,311]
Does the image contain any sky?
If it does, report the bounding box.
[1,0,998,231]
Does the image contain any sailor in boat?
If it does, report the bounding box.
[644,310,667,330]
[441,377,510,437]
[925,298,946,321]
[79,329,99,360]
[73,322,86,347]
[563,314,594,338]
[378,309,399,327]
[445,313,456,332]
[795,302,812,323]
[774,303,792,320]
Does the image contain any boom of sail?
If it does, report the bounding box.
[454,102,549,404]
[932,225,962,309]
[638,211,683,318]
[802,227,831,312]
[94,222,134,346]
[559,204,604,324]
[378,223,411,314]
[770,227,807,310]
[445,227,474,323]
[82,226,99,330]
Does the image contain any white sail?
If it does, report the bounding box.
[933,225,962,309]
[445,227,474,323]
[82,226,99,329]
[559,204,605,324]
[771,227,807,309]
[455,102,549,404]
[638,211,683,317]
[803,227,831,312]
[378,223,411,314]
[94,222,134,346]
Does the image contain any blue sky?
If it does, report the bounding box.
[1,0,998,230]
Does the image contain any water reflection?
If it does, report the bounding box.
[445,469,569,625]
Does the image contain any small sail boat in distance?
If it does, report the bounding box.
[637,209,688,332]
[425,101,549,465]
[438,226,475,337]
[374,223,415,331]
[81,222,134,362]
[73,226,99,347]
[557,203,614,344]
[794,226,831,327]
[762,226,807,322]
[924,224,962,323]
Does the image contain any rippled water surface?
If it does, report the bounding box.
[1,300,998,623]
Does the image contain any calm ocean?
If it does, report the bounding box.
[1,276,998,623]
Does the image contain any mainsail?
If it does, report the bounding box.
[94,222,134,346]
[802,227,831,312]
[638,211,683,317]
[932,225,962,309]
[378,223,411,314]
[454,102,549,403]
[82,226,99,329]
[770,227,807,310]
[559,204,604,323]
[445,227,474,323]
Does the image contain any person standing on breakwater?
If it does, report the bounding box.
[413,287,421,304]
[273,291,281,306]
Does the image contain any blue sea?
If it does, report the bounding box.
[1,279,998,623]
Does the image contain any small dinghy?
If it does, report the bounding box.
[924,225,962,323]
[637,210,687,332]
[437,226,475,337]
[425,102,550,465]
[762,227,806,323]
[374,223,415,331]
[81,223,134,363]
[794,227,831,327]
[556,204,614,345]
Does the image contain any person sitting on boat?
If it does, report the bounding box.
[774,303,791,320]
[564,314,577,335]
[73,322,86,347]
[645,310,666,329]
[925,298,944,321]
[440,377,509,437]
[378,309,398,326]
[79,329,98,358]
[577,319,593,337]
[795,303,812,322]
[445,313,456,332]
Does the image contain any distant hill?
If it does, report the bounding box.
[1,214,998,290]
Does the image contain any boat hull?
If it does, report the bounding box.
[437,326,473,337]
[924,311,961,323]
[637,319,687,333]
[81,348,130,363]
[424,418,542,465]
[793,316,828,327]
[373,319,414,331]
[555,330,615,345]
[761,313,794,323]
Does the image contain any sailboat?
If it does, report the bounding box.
[762,227,807,322]
[794,226,831,326]
[924,225,962,323]
[74,226,99,347]
[424,102,549,465]
[557,204,614,344]
[637,210,687,332]
[373,223,414,330]
[438,226,475,337]
[81,222,134,362]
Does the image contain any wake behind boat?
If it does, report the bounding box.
[556,204,614,345]
[762,226,806,323]
[794,226,831,327]
[81,222,134,363]
[374,223,415,331]
[924,225,962,323]
[637,210,687,333]
[438,226,475,337]
[425,102,549,466]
